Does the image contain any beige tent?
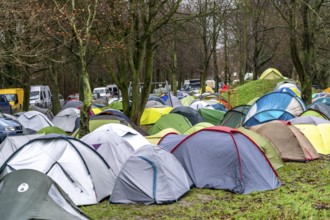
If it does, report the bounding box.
[250,120,319,162]
[259,68,285,80]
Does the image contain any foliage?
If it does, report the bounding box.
[81,155,330,219]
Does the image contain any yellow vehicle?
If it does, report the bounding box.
[0,88,24,113]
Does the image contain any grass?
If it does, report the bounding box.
[222,79,283,107]
[81,155,330,220]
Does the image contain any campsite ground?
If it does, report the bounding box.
[82,155,330,219]
[82,80,330,219]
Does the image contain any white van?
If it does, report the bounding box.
[106,84,121,97]
[29,85,52,109]
[93,87,111,100]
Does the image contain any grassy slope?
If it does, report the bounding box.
[222,79,283,107]
[82,156,330,219]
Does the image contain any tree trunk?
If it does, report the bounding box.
[50,65,60,115]
[78,55,92,137]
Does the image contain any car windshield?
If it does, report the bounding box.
[30,91,39,100]
[4,94,16,102]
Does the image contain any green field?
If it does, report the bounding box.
[82,155,330,219]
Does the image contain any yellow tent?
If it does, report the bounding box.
[140,107,173,125]
[324,87,330,93]
[293,124,330,154]
[259,68,284,80]
[145,128,179,145]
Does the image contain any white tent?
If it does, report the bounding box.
[81,130,135,175]
[17,111,54,133]
[0,134,43,167]
[189,100,214,110]
[0,134,115,205]
[93,124,150,150]
[52,108,80,133]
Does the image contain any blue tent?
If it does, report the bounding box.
[159,126,281,194]
[244,92,306,127]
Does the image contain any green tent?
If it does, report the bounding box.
[37,126,67,135]
[198,108,226,125]
[0,169,89,220]
[180,95,195,106]
[73,119,125,138]
[300,109,329,120]
[237,127,284,170]
[148,113,192,135]
[184,122,214,135]
[146,128,180,145]
[259,68,284,80]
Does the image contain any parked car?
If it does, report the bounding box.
[0,110,23,143]
[0,94,12,114]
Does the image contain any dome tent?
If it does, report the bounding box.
[110,145,191,204]
[0,134,115,205]
[250,121,319,161]
[0,169,89,220]
[159,126,281,194]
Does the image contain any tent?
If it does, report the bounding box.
[0,134,115,205]
[81,128,135,175]
[250,120,319,161]
[17,110,54,133]
[0,169,89,220]
[259,68,284,80]
[159,126,281,194]
[220,105,251,128]
[198,108,226,125]
[180,95,195,106]
[148,113,192,135]
[37,126,68,135]
[170,106,204,125]
[300,108,329,120]
[110,145,191,204]
[237,127,284,170]
[244,92,306,127]
[95,109,148,136]
[30,105,54,120]
[145,128,179,145]
[52,108,80,133]
[0,134,43,167]
[307,102,330,119]
[62,100,83,110]
[274,81,301,98]
[145,100,166,108]
[140,107,173,125]
[183,122,214,135]
[289,116,330,154]
[90,123,150,150]
[166,93,183,108]
[189,100,214,110]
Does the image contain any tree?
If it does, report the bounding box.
[103,0,182,125]
[49,0,99,136]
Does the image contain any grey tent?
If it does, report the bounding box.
[52,108,80,133]
[0,134,115,205]
[159,126,281,194]
[0,169,89,220]
[81,128,135,175]
[110,145,191,204]
[0,134,43,167]
[170,106,204,125]
[17,110,54,134]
